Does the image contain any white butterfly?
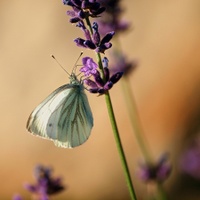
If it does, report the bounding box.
[26,73,93,148]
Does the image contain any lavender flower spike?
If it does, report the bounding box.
[138,153,172,183]
[82,57,123,94]
[24,165,64,199]
[63,0,105,22]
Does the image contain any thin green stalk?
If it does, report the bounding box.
[156,183,168,200]
[85,16,93,35]
[105,91,137,200]
[97,53,138,200]
[111,34,169,199]
[121,77,153,164]
[120,68,168,200]
[85,16,138,200]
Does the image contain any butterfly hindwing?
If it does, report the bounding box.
[53,86,93,148]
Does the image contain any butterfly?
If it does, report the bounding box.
[26,69,93,148]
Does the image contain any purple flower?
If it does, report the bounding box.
[80,57,98,76]
[82,57,123,94]
[24,165,64,199]
[74,22,115,53]
[110,53,137,76]
[12,194,23,200]
[180,137,200,179]
[96,0,130,35]
[63,0,106,23]
[138,153,172,183]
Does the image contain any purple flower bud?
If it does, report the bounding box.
[71,0,81,7]
[92,22,100,45]
[103,67,110,81]
[78,10,86,19]
[110,72,123,84]
[76,21,92,40]
[102,57,109,68]
[104,81,113,90]
[74,38,87,48]
[70,17,81,23]
[96,43,112,53]
[93,71,105,87]
[66,10,76,17]
[92,32,100,45]
[84,40,96,49]
[84,29,92,41]
[63,0,105,22]
[92,22,99,32]
[100,31,115,44]
[76,20,85,29]
[89,88,99,93]
[81,1,91,9]
[84,79,98,88]
[98,88,105,94]
[63,0,72,6]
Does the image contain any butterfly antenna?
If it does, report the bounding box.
[72,51,83,74]
[51,55,70,76]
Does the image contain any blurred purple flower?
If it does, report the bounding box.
[138,153,172,183]
[110,53,137,76]
[96,0,130,35]
[24,165,64,200]
[12,194,23,200]
[180,137,200,179]
[82,57,123,94]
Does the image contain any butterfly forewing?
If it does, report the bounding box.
[27,80,93,148]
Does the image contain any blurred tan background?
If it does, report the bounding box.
[1,0,200,199]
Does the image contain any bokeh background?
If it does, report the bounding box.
[1,0,200,199]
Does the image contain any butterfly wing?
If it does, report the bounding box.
[27,84,93,148]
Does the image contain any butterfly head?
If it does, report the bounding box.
[69,73,81,85]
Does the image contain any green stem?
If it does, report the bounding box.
[112,37,168,200]
[97,53,138,200]
[85,16,138,200]
[156,183,168,200]
[121,77,153,164]
[85,16,93,35]
[105,91,137,200]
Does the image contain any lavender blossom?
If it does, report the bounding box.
[82,57,123,94]
[24,165,64,200]
[110,53,137,76]
[74,22,115,53]
[180,136,200,179]
[80,57,98,76]
[138,153,171,183]
[63,0,105,23]
[96,0,130,35]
